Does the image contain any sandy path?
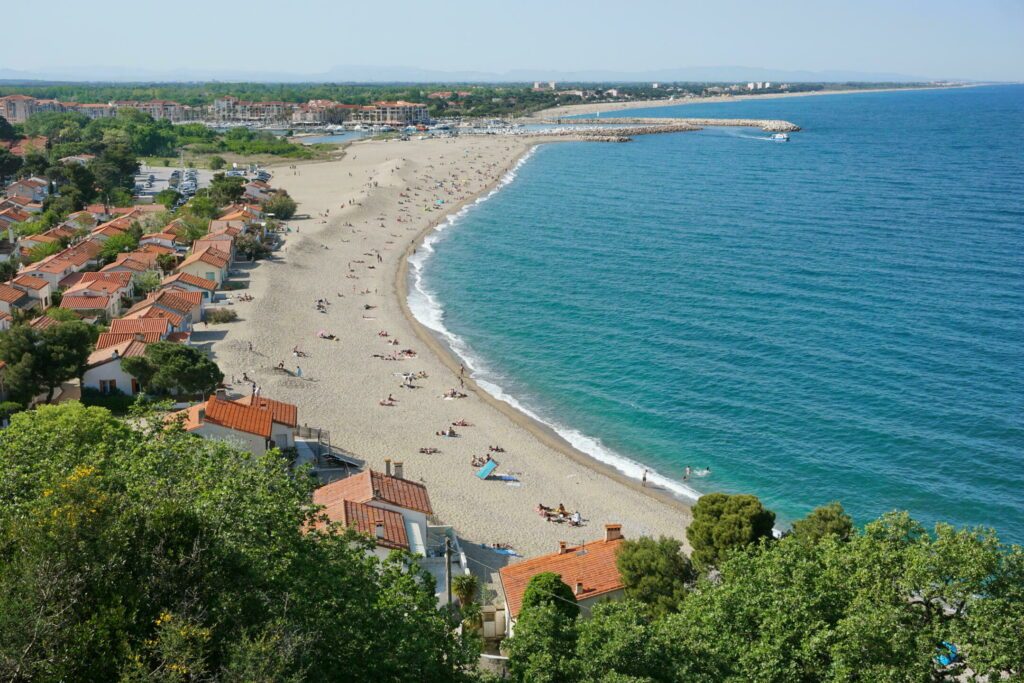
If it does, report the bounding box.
[208,135,691,565]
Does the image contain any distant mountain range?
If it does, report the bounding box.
[0,64,956,84]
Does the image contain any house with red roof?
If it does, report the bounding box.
[312,465,433,557]
[0,282,33,315]
[5,177,50,203]
[173,390,298,455]
[10,274,53,309]
[160,272,217,303]
[176,247,229,286]
[82,337,150,395]
[497,524,627,636]
[125,289,198,329]
[60,293,118,320]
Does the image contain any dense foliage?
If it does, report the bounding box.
[121,341,224,396]
[506,507,1024,682]
[0,403,479,682]
[616,536,693,616]
[0,320,96,405]
[686,492,776,570]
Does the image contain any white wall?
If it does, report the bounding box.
[82,359,138,396]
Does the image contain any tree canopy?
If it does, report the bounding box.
[687,493,776,570]
[616,535,693,616]
[0,402,479,682]
[791,501,855,544]
[0,320,95,405]
[121,341,223,397]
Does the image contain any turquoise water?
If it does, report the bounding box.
[410,85,1024,541]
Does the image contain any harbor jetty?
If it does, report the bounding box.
[550,117,802,133]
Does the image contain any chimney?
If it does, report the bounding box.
[558,541,568,555]
[197,407,205,421]
[215,388,227,401]
[393,461,404,479]
[375,520,385,539]
[384,459,392,476]
[605,524,623,542]
[575,582,584,596]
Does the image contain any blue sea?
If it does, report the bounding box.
[409,85,1024,542]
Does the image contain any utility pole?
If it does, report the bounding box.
[445,537,453,609]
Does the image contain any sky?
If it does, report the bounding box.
[2,0,1022,81]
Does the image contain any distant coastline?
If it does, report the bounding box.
[529,83,988,119]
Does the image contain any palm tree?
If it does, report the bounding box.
[452,574,479,608]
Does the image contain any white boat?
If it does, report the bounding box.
[771,133,790,142]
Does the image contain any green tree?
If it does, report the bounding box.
[506,604,578,683]
[791,501,854,544]
[208,155,226,170]
[687,493,776,571]
[263,191,297,220]
[121,341,223,396]
[0,115,15,141]
[156,252,178,273]
[0,259,18,282]
[452,573,479,609]
[574,601,672,683]
[0,321,94,405]
[0,403,478,682]
[154,188,181,209]
[235,233,270,260]
[98,231,139,263]
[0,148,22,181]
[134,270,161,294]
[186,195,219,220]
[208,173,245,207]
[616,536,693,616]
[521,571,579,621]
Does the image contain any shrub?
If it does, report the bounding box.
[205,308,238,324]
[208,155,226,170]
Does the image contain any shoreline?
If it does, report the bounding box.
[394,143,700,516]
[209,134,693,560]
[530,83,985,119]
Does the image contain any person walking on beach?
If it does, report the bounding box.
[642,469,648,487]
[295,365,303,378]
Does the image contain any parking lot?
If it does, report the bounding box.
[134,164,215,200]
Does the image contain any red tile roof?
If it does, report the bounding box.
[60,294,110,311]
[95,331,162,350]
[236,394,298,427]
[0,283,27,304]
[122,305,183,326]
[59,270,133,290]
[178,247,228,270]
[11,274,49,291]
[86,338,149,367]
[28,315,62,330]
[313,470,433,515]
[499,533,626,619]
[109,317,170,336]
[313,497,409,550]
[161,272,217,291]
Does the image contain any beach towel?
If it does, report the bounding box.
[489,547,521,557]
[475,459,498,480]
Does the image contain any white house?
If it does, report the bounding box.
[311,465,433,557]
[174,391,298,455]
[83,338,148,395]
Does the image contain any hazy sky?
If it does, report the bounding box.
[3,0,1022,80]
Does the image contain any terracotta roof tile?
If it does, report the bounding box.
[86,338,149,367]
[11,274,49,291]
[499,534,626,619]
[236,394,298,427]
[60,294,111,310]
[161,272,217,291]
[314,498,409,550]
[95,331,162,349]
[313,470,433,515]
[109,317,170,335]
[0,284,28,304]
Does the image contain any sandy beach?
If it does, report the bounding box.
[207,135,691,566]
[530,83,978,119]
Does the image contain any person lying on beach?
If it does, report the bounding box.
[436,426,458,437]
[488,445,505,453]
[379,398,396,407]
[419,447,439,454]
[452,419,471,427]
